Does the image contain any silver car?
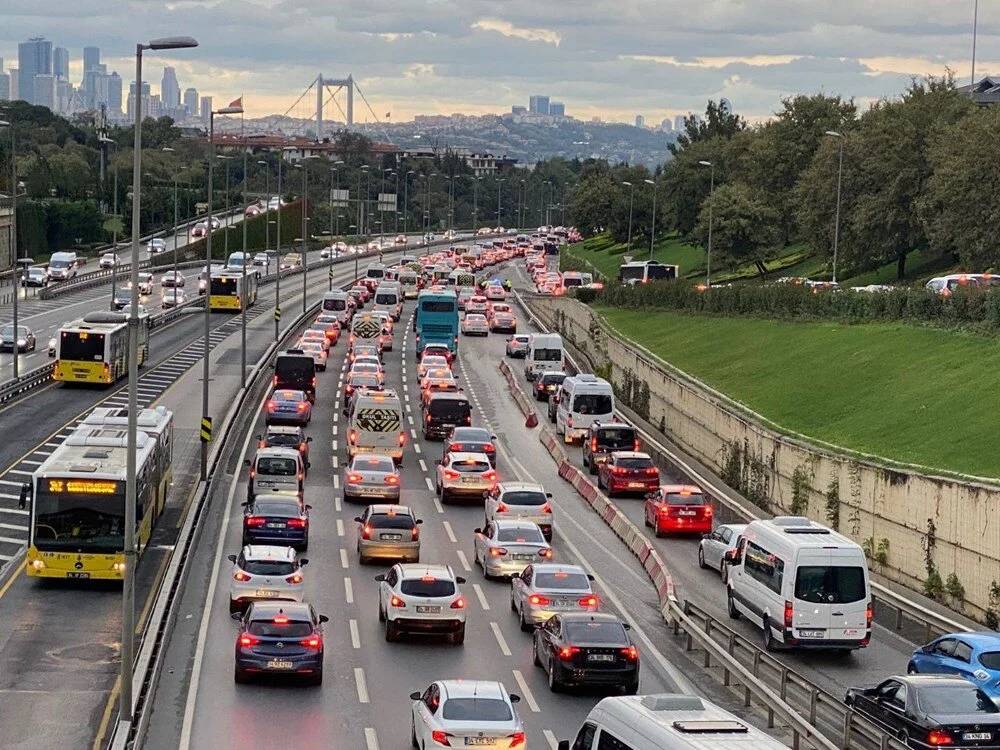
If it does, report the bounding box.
[161,288,186,309]
[227,544,307,613]
[474,519,552,580]
[505,334,530,358]
[160,270,185,288]
[698,523,747,582]
[355,504,421,564]
[436,451,497,504]
[344,454,401,503]
[510,563,598,630]
[485,482,554,541]
[462,313,489,336]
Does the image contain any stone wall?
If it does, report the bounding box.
[527,294,1000,623]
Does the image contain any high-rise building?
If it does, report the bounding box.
[18,37,53,105]
[106,72,122,117]
[0,72,9,101]
[9,69,17,100]
[183,87,199,117]
[161,66,180,109]
[127,80,152,122]
[83,46,100,73]
[33,74,56,110]
[200,95,213,125]
[549,101,565,117]
[529,95,550,115]
[511,105,527,116]
[635,114,645,128]
[53,47,69,80]
[659,118,673,132]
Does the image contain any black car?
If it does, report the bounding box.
[845,675,1000,749]
[533,371,567,402]
[443,426,497,467]
[274,350,317,403]
[0,325,36,353]
[232,601,328,686]
[242,494,311,551]
[423,392,472,440]
[533,612,639,694]
[582,422,639,475]
[258,426,312,472]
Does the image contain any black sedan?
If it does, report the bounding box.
[532,612,639,694]
[846,675,1000,748]
[241,494,311,551]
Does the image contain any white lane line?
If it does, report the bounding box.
[332,424,338,436]
[344,576,354,603]
[410,428,417,439]
[332,439,338,451]
[43,442,59,448]
[354,667,370,703]
[511,669,540,712]
[413,443,421,454]
[333,474,340,490]
[456,549,472,572]
[335,495,342,511]
[332,455,339,469]
[424,476,434,492]
[490,621,512,656]
[407,414,414,426]
[419,458,427,473]
[433,498,444,514]
[473,583,490,610]
[334,412,340,423]
[543,729,559,749]
[350,618,361,649]
[0,522,27,532]
[336,519,345,537]
[0,506,28,516]
[20,460,42,466]
[442,520,457,543]
[364,727,379,750]
[340,548,349,569]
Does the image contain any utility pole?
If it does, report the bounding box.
[698,161,715,287]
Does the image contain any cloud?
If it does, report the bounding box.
[471,18,561,46]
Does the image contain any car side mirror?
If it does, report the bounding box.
[240,501,250,507]
[300,559,309,566]
[230,612,242,621]
[374,574,386,582]
[474,528,483,535]
[409,691,421,700]
[305,504,313,510]
[509,694,521,703]
[545,492,553,498]
[587,574,596,581]
[455,576,467,585]
[354,516,363,523]
[306,436,313,442]
[416,519,423,525]
[622,622,631,630]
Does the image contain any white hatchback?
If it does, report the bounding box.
[410,680,524,749]
[227,544,307,613]
[375,563,468,644]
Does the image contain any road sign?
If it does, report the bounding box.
[331,188,350,208]
[328,268,335,280]
[378,193,397,212]
[200,417,212,443]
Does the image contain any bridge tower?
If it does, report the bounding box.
[315,73,354,137]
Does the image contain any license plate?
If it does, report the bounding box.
[557,598,574,607]
[267,523,286,529]
[588,654,615,662]
[798,629,825,638]
[461,476,480,484]
[964,733,991,741]
[266,659,294,669]
[678,510,696,516]
[416,606,441,614]
[464,739,496,747]
[66,572,91,579]
[380,534,402,541]
[513,554,533,561]
[843,629,861,637]
[357,487,380,495]
[255,589,279,598]
[628,482,644,488]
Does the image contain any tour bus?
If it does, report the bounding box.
[725,516,872,652]
[209,267,259,311]
[347,388,406,463]
[555,374,615,443]
[525,332,564,381]
[398,268,420,299]
[618,260,678,285]
[322,290,354,327]
[373,284,403,322]
[54,311,150,385]
[25,410,175,580]
[414,289,459,356]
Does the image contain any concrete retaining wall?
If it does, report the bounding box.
[527,294,1000,623]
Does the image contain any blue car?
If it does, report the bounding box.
[265,389,312,426]
[242,494,311,551]
[232,601,327,685]
[908,632,1000,702]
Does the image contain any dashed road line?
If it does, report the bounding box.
[442,520,457,543]
[354,667,370,703]
[364,728,379,750]
[490,621,512,656]
[350,618,361,648]
[344,576,354,603]
[340,548,349,569]
[336,519,345,537]
[455,549,472,572]
[511,669,540,712]
[473,583,490,610]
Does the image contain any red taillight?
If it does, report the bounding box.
[384,475,399,485]
[302,635,322,649]
[865,602,873,629]
[590,437,598,451]
[645,467,658,476]
[483,470,497,482]
[298,443,307,453]
[411,526,420,540]
[233,570,252,582]
[578,595,599,608]
[448,443,462,452]
[431,730,451,747]
[287,517,307,529]
[508,731,525,748]
[266,401,276,411]
[621,645,638,660]
[390,595,406,608]
[347,473,363,484]
[541,502,552,513]
[346,385,354,395]
[927,729,954,746]
[490,547,508,557]
[238,634,258,648]
[245,516,265,527]
[538,548,553,558]
[633,438,641,451]
[496,502,509,513]
[784,600,794,629]
[450,597,466,609]
[361,524,373,540]
[482,443,495,453]
[348,429,358,444]
[297,402,307,412]
[558,646,579,660]
[443,468,460,480]
[465,415,472,425]
[272,375,278,386]
[529,594,550,605]
[398,432,406,447]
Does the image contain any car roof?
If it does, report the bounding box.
[452,426,491,437]
[439,680,506,701]
[398,563,454,580]
[532,563,587,575]
[247,600,312,620]
[252,493,302,505]
[242,544,297,562]
[494,519,543,531]
[266,425,303,435]
[256,446,301,458]
[367,503,413,515]
[429,392,469,402]
[941,632,1000,648]
[497,482,545,493]
[592,421,634,431]
[610,451,650,460]
[559,612,622,625]
[896,674,982,688]
[659,485,703,495]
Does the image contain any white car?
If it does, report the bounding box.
[474,520,552,579]
[410,680,524,750]
[99,252,118,269]
[227,544,307,613]
[161,288,187,308]
[375,563,467,643]
[698,523,747,583]
[253,252,269,267]
[160,270,185,288]
[510,563,598,631]
[436,452,497,504]
[485,482,554,540]
[297,340,328,371]
[461,313,489,336]
[146,238,166,254]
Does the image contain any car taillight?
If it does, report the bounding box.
[272,375,278,386]
[621,645,638,660]
[431,731,451,747]
[490,547,508,557]
[508,732,526,749]
[645,467,658,476]
[287,517,307,529]
[266,401,276,411]
[578,595,599,607]
[390,595,406,608]
[347,473,363,484]
[865,602,873,629]
[448,443,462,452]
[301,635,322,649]
[348,429,358,444]
[245,516,266,527]
[927,729,954,746]
[558,646,579,660]
[383,475,399,485]
[238,634,258,648]
[590,437,598,452]
[784,600,794,629]
[286,573,303,584]
[483,470,497,482]
[541,503,552,513]
[398,432,406,447]
[450,597,466,609]
[529,594,550,605]
[443,469,460,480]
[482,443,495,453]
[496,502,509,513]
[411,526,420,540]
[233,571,252,582]
[465,414,472,425]
[538,548,553,558]
[361,524,373,540]
[345,385,354,395]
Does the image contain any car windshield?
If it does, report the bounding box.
[498,527,544,543]
[375,293,397,304]
[502,491,547,506]
[265,434,301,448]
[243,560,295,576]
[430,400,470,421]
[979,652,1000,670]
[247,620,313,637]
[573,394,612,414]
[369,513,415,529]
[597,428,636,449]
[441,698,513,722]
[350,375,380,387]
[257,457,298,476]
[616,457,653,469]
[422,357,448,368]
[1,326,29,337]
[565,621,626,644]
[535,571,590,590]
[400,578,455,597]
[323,298,347,311]
[453,428,490,442]
[918,685,999,714]
[533,348,561,362]
[252,501,300,517]
[541,374,566,385]
[421,300,456,313]
[794,566,866,604]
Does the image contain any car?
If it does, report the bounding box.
[190,223,208,238]
[456,288,474,311]
[343,372,382,403]
[485,284,506,301]
[300,328,331,352]
[511,563,599,631]
[420,367,457,392]
[423,392,472,439]
[490,309,517,333]
[319,245,336,259]
[597,451,660,497]
[127,271,154,295]
[697,523,746,583]
[0,324,36,352]
[258,425,311,471]
[908,633,1000,704]
[99,252,119,269]
[280,253,302,270]
[547,392,560,424]
[227,544,308,613]
[161,288,186,308]
[505,334,530,358]
[265,389,312,426]
[485,482,553,540]
[461,313,489,336]
[582,422,639,474]
[417,354,451,379]
[47,332,58,357]
[436,451,497,503]
[311,316,341,345]
[533,370,567,402]
[253,252,269,267]
[474,519,552,580]
[349,362,385,386]
[112,288,132,310]
[232,600,328,685]
[410,680,524,748]
[644,485,713,537]
[24,266,48,287]
[349,343,382,363]
[420,342,454,364]
[533,612,639,694]
[241,493,311,551]
[443,426,497,467]
[349,284,371,304]
[147,237,167,254]
[344,454,401,503]
[160,270,186,288]
[355,504,422,564]
[466,296,489,315]
[376,564,468,643]
[296,340,328,370]
[845,675,1000,748]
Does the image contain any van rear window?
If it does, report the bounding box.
[573,394,612,414]
[275,356,314,382]
[794,566,866,604]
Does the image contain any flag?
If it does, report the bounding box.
[229,96,243,109]
[385,112,391,119]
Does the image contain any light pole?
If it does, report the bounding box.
[472,176,481,233]
[825,131,844,283]
[364,163,372,237]
[426,172,436,234]
[123,34,198,735]
[98,135,119,310]
[519,179,526,230]
[496,177,505,229]
[257,159,269,264]
[240,127,250,388]
[698,160,715,287]
[329,161,343,289]
[621,180,634,253]
[0,121,21,378]
[295,155,318,313]
[160,147,180,291]
[972,0,980,87]
[393,167,400,233]
[274,147,288,341]
[403,170,413,234]
[644,178,657,259]
[218,155,232,259]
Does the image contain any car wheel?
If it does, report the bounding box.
[411,720,419,749]
[385,621,398,642]
[451,625,465,645]
[378,600,386,622]
[510,590,517,612]
[622,677,639,695]
[532,636,542,667]
[697,546,707,569]
[234,666,249,684]
[519,608,532,632]
[720,561,729,584]
[727,589,741,620]
[548,661,562,693]
[906,662,917,674]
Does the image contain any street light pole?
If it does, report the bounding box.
[275,150,284,341]
[621,181,634,253]
[496,178,505,229]
[403,170,413,235]
[644,178,657,259]
[698,160,715,287]
[825,131,844,284]
[473,176,480,233]
[972,0,980,87]
[1,121,20,379]
[240,124,249,388]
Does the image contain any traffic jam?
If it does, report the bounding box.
[209,228,1000,750]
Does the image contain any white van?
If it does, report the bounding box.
[227,251,249,269]
[322,290,353,327]
[398,269,420,299]
[348,389,405,463]
[525,333,564,381]
[726,516,871,652]
[48,251,79,281]
[555,374,614,443]
[246,446,304,500]
[373,284,403,322]
[558,693,790,750]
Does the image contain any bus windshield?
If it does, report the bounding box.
[210,277,238,295]
[33,483,124,552]
[60,331,105,361]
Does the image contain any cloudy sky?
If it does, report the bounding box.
[0,0,991,124]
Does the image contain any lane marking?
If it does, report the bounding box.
[442,520,457,543]
[354,667,370,703]
[350,618,361,649]
[455,550,472,572]
[418,458,427,472]
[490,621,512,656]
[424,477,434,492]
[332,425,338,436]
[332,455,339,469]
[335,495,342,512]
[407,415,414,426]
[336,519,345,537]
[332,439,338,451]
[333,474,340,490]
[409,428,417,439]
[340,548,349,569]
[473,583,490,610]
[433,498,444,514]
[364,727,379,750]
[543,729,559,749]
[413,443,421,455]
[511,669,540,712]
[344,576,354,603]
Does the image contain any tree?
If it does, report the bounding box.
[692,183,781,277]
[669,100,746,155]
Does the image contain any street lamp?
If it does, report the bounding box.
[122,33,198,735]
[99,135,120,311]
[825,131,844,284]
[403,170,414,234]
[294,155,318,313]
[472,176,482,233]
[160,147,181,293]
[426,172,436,235]
[698,161,715,287]
[496,177,505,229]
[621,181,634,253]
[257,159,269,259]
[518,179,526,230]
[0,121,21,378]
[972,0,980,87]
[329,160,344,289]
[644,178,657,259]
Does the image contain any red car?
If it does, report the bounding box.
[597,451,660,498]
[643,485,713,536]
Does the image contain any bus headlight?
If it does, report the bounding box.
[112,562,126,574]
[30,559,45,571]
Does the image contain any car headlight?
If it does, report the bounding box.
[48,338,56,349]
[17,339,25,346]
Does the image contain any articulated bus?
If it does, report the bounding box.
[209,267,259,311]
[54,311,150,385]
[25,406,174,581]
[415,289,459,356]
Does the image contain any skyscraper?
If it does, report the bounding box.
[33,74,56,110]
[161,66,180,109]
[107,72,122,117]
[200,95,213,125]
[529,95,550,115]
[18,37,53,105]
[83,46,100,73]
[549,101,565,117]
[183,87,199,117]
[53,47,69,80]
[635,114,645,128]
[674,114,686,131]
[0,72,9,101]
